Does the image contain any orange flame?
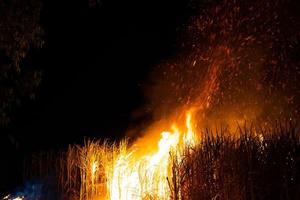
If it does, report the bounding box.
[65,111,199,200]
[108,111,198,200]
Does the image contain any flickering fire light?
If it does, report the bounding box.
[110,111,198,200]
[63,111,198,200]
[2,195,24,200]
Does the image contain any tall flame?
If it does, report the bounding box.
[63,111,198,200]
[108,111,197,200]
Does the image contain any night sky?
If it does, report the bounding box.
[0,0,191,192]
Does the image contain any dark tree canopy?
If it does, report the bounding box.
[0,0,43,125]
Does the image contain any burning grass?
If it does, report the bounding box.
[21,120,300,200]
[59,112,198,200]
[58,140,127,200]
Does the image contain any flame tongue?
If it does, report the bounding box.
[109,111,197,200]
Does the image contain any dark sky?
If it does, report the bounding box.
[0,0,191,192]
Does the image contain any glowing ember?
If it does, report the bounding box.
[2,195,24,200]
[12,198,24,200]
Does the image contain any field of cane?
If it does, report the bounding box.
[19,122,300,200]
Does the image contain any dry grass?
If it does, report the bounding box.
[57,139,129,200]
[24,122,300,200]
[169,122,300,200]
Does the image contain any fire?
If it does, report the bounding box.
[110,129,179,200]
[64,111,199,200]
[60,0,298,198]
[12,198,24,200]
[109,111,198,200]
[2,195,24,200]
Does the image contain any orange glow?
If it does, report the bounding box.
[2,195,25,200]
[109,111,198,200]
[65,111,199,200]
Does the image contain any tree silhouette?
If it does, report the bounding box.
[0,0,43,125]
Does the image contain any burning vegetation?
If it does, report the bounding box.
[6,0,300,199]
[59,111,198,200]
[22,120,300,200]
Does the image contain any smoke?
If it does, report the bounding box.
[141,0,300,131]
